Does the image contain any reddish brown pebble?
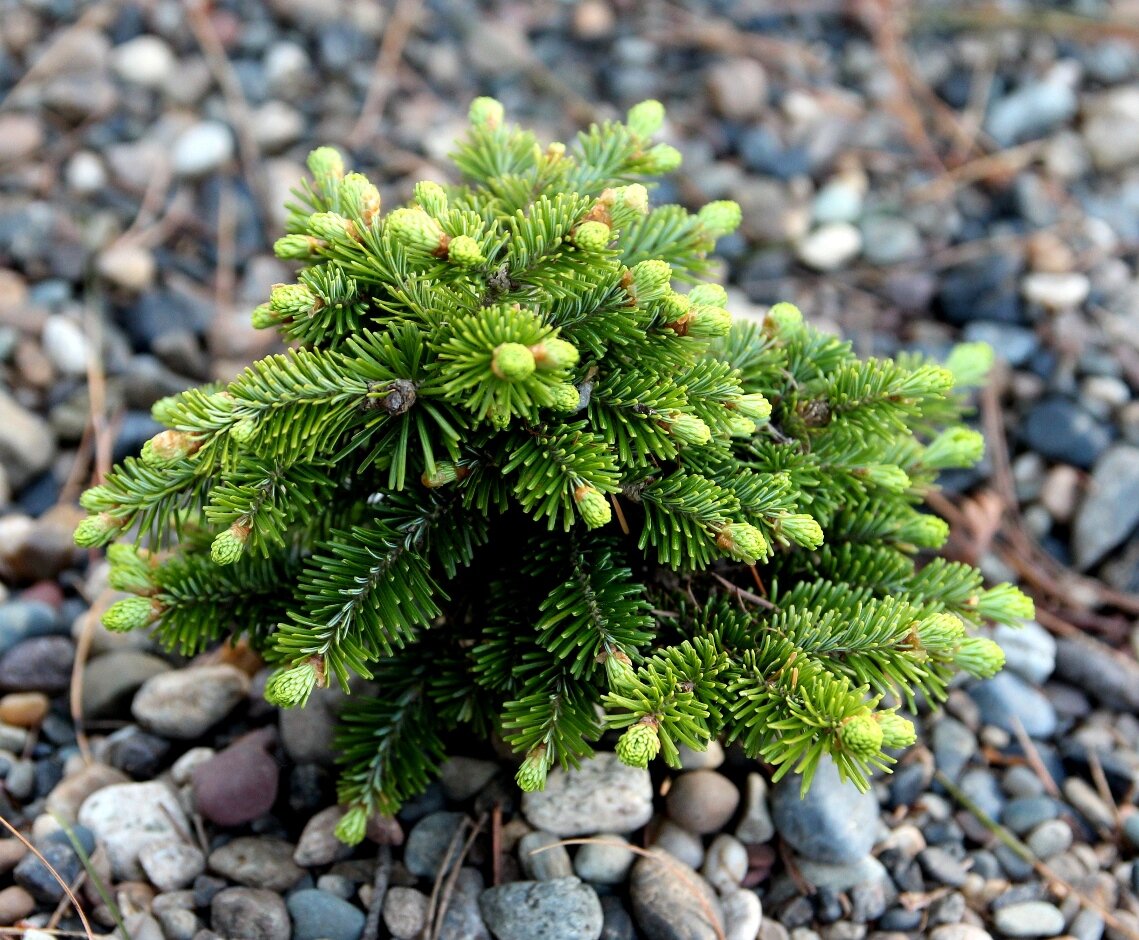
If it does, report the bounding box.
[192,728,280,827]
[367,813,405,846]
[0,885,34,925]
[0,691,49,728]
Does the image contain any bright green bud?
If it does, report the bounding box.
[490,410,510,431]
[776,513,824,550]
[917,612,967,655]
[269,282,317,316]
[210,524,249,566]
[617,184,649,214]
[573,220,611,252]
[149,394,181,426]
[859,464,911,493]
[955,635,1006,679]
[141,430,199,468]
[896,513,949,549]
[74,512,122,548]
[604,650,636,690]
[945,341,994,389]
[421,462,468,488]
[491,343,536,381]
[251,303,278,330]
[574,486,612,529]
[229,417,257,444]
[688,284,728,308]
[469,96,505,130]
[725,413,757,438]
[338,173,381,224]
[386,207,446,254]
[532,338,579,371]
[334,806,368,846]
[306,146,345,191]
[923,428,986,470]
[659,292,691,323]
[103,596,161,633]
[615,721,660,769]
[308,212,356,243]
[838,713,884,759]
[273,234,322,261]
[764,302,803,335]
[447,235,484,267]
[697,200,742,237]
[627,100,665,138]
[264,659,320,708]
[974,583,1035,624]
[551,383,583,413]
[515,747,549,792]
[630,260,672,303]
[664,412,711,446]
[413,179,448,215]
[685,305,732,338]
[716,522,768,565]
[877,712,917,750]
[107,544,153,593]
[79,485,112,512]
[734,393,772,422]
[641,143,682,175]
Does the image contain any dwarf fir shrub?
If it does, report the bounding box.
[77,99,1033,841]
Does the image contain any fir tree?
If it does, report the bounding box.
[76,98,1033,841]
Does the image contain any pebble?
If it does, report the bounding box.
[938,253,1023,325]
[677,739,725,770]
[702,834,749,895]
[45,761,130,822]
[992,621,1056,686]
[650,819,705,869]
[1023,398,1112,469]
[96,243,156,293]
[929,926,993,940]
[252,100,305,152]
[207,836,304,892]
[0,114,43,163]
[40,315,89,377]
[211,887,291,940]
[992,901,1066,937]
[478,878,603,940]
[794,855,890,893]
[191,730,280,826]
[722,889,763,940]
[0,691,49,727]
[1022,272,1090,310]
[574,832,634,884]
[81,650,171,719]
[438,755,499,801]
[796,223,862,271]
[172,121,236,178]
[384,886,430,940]
[1083,86,1139,171]
[404,811,468,878]
[287,888,366,940]
[132,664,250,739]
[14,834,84,903]
[963,322,1040,368]
[78,781,189,881]
[860,217,923,266]
[522,752,653,836]
[111,35,176,88]
[438,867,491,940]
[0,885,34,925]
[918,847,969,887]
[0,637,74,694]
[1054,635,1139,711]
[735,773,775,844]
[666,770,740,835]
[279,684,347,765]
[970,671,1058,739]
[294,805,354,867]
[707,58,768,120]
[985,75,1078,146]
[1062,778,1115,831]
[520,830,574,881]
[0,600,58,657]
[0,392,56,491]
[771,757,879,864]
[630,849,724,940]
[1025,820,1073,860]
[1003,797,1062,835]
[1073,445,1139,570]
[138,840,206,892]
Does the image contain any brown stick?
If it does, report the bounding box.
[348,0,424,149]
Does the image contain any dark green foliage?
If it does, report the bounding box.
[77,99,1033,839]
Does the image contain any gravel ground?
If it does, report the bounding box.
[2,1,1139,939]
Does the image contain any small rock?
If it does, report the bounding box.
[707,58,767,120]
[1023,398,1112,470]
[992,622,1056,685]
[963,322,1039,368]
[650,819,705,870]
[96,244,156,293]
[251,101,304,153]
[279,684,346,765]
[41,315,89,376]
[796,223,862,271]
[1073,446,1139,570]
[404,811,468,879]
[970,672,1057,738]
[438,756,499,801]
[172,121,235,178]
[722,890,762,940]
[771,757,879,864]
[438,867,491,940]
[630,848,724,940]
[1083,86,1139,171]
[138,840,205,892]
[1003,797,1061,835]
[735,773,775,845]
[666,770,740,835]
[860,217,923,266]
[294,805,354,867]
[211,887,290,940]
[812,177,865,225]
[132,664,250,739]
[794,855,890,893]
[287,888,366,940]
[1024,819,1072,860]
[78,781,189,880]
[574,832,634,885]
[111,36,176,88]
[208,836,304,891]
[918,847,969,887]
[1054,635,1139,710]
[938,253,1023,326]
[0,114,43,163]
[192,730,280,827]
[0,637,74,694]
[45,762,130,822]
[1022,272,1090,310]
[929,927,993,940]
[81,650,171,719]
[522,752,652,837]
[1063,778,1114,831]
[992,901,1065,937]
[985,76,1078,146]
[0,691,49,727]
[519,830,574,881]
[0,392,55,493]
[677,740,725,770]
[98,724,170,777]
[702,834,748,895]
[479,877,603,940]
[0,839,26,873]
[383,886,429,940]
[14,835,83,903]
[0,885,34,925]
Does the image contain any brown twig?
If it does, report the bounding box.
[360,844,392,940]
[491,801,503,887]
[427,814,485,940]
[348,0,424,150]
[711,572,777,610]
[1010,717,1060,799]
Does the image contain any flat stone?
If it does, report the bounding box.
[522,752,652,837]
[294,805,354,867]
[132,664,250,739]
[78,781,189,881]
[287,888,366,940]
[969,672,1057,738]
[211,887,290,940]
[138,839,205,892]
[383,886,429,940]
[992,901,1065,937]
[666,770,740,835]
[81,650,171,719]
[630,848,724,940]
[479,877,603,940]
[1023,398,1112,470]
[0,691,49,727]
[0,637,74,694]
[45,762,130,822]
[1074,446,1139,570]
[992,622,1056,686]
[771,756,879,864]
[573,832,634,885]
[404,811,468,879]
[208,836,304,891]
[1022,272,1090,310]
[1054,635,1139,710]
[173,121,235,177]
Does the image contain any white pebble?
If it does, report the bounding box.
[42,315,90,377]
[65,150,107,194]
[796,222,862,271]
[112,36,177,88]
[722,889,763,940]
[173,121,235,178]
[96,243,156,292]
[702,833,749,895]
[1021,271,1090,310]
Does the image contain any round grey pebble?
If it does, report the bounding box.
[207,836,305,892]
[519,830,574,881]
[383,886,429,940]
[287,888,366,940]
[138,839,205,892]
[573,833,634,885]
[992,900,1066,937]
[969,672,1058,739]
[478,877,603,940]
[1024,819,1072,860]
[404,811,468,878]
[522,752,652,837]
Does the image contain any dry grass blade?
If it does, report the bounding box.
[0,814,96,940]
[348,0,424,149]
